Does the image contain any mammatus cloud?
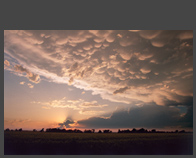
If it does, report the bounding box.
[4,30,193,107]
[137,30,193,47]
[14,65,41,83]
[177,31,193,40]
[4,60,10,68]
[140,68,151,74]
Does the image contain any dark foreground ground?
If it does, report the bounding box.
[4,131,193,155]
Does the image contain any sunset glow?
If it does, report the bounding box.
[4,30,193,131]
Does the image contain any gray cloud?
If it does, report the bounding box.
[179,106,193,128]
[77,103,192,129]
[58,119,75,128]
[68,77,74,85]
[113,86,130,95]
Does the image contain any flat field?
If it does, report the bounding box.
[4,131,193,155]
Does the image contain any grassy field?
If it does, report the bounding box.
[4,131,193,155]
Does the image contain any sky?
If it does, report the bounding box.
[4,30,193,131]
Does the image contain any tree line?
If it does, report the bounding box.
[5,127,187,133]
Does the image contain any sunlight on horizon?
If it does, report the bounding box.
[4,30,193,131]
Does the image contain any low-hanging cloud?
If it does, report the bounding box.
[58,119,75,128]
[77,104,193,129]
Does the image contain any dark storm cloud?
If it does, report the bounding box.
[164,96,193,108]
[77,104,192,129]
[58,119,75,128]
[179,106,193,128]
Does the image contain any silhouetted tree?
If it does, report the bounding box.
[98,130,102,133]
[103,129,112,133]
[5,128,10,131]
[46,128,58,132]
[46,128,84,133]
[76,129,83,133]
[124,129,131,133]
[132,128,137,133]
[67,129,73,133]
[74,129,83,133]
[19,128,22,132]
[84,129,93,133]
[33,129,37,132]
[40,128,44,132]
[151,129,156,133]
[138,128,145,133]
[118,129,132,133]
[179,130,185,133]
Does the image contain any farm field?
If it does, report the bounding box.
[4,131,193,155]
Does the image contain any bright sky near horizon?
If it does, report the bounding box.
[4,30,193,131]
